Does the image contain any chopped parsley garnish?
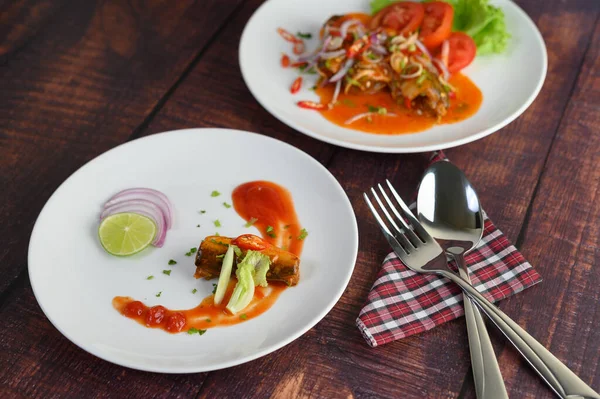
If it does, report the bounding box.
[196,224,201,227]
[214,219,221,227]
[162,270,172,276]
[168,259,177,265]
[146,275,154,280]
[212,283,218,294]
[367,52,378,60]
[210,238,228,246]
[310,85,317,91]
[266,225,274,233]
[283,224,291,229]
[367,105,387,115]
[266,225,276,238]
[199,210,206,214]
[297,32,312,39]
[205,318,211,323]
[298,228,309,240]
[244,217,258,228]
[187,327,207,336]
[223,202,232,208]
[192,288,197,294]
[215,232,220,236]
[210,191,221,197]
[185,247,197,256]
[342,98,356,107]
[240,314,248,320]
[190,247,197,253]
[156,291,162,297]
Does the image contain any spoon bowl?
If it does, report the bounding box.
[417,161,484,256]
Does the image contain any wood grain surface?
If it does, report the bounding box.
[1,0,599,398]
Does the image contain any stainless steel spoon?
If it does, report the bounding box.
[417,160,508,399]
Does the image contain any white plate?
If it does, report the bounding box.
[239,0,547,153]
[28,128,358,373]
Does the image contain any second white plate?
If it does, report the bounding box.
[239,0,547,153]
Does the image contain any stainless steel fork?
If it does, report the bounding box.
[364,180,600,399]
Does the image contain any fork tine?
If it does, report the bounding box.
[363,193,408,256]
[386,179,432,242]
[377,183,422,247]
[370,188,414,252]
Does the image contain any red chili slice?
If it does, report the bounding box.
[297,101,327,110]
[277,27,300,43]
[281,54,290,68]
[290,77,302,94]
[232,234,268,251]
[293,41,305,55]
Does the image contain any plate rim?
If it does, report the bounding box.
[238,0,548,153]
[28,127,359,373]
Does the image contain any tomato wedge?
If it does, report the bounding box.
[419,1,453,50]
[446,32,476,73]
[369,2,424,35]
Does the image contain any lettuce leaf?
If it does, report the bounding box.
[225,250,271,314]
[447,0,509,54]
[370,0,394,14]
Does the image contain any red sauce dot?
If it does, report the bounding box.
[165,312,187,333]
[145,305,167,326]
[123,301,145,318]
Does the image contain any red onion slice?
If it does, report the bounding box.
[331,80,342,105]
[297,36,332,63]
[340,19,362,38]
[101,199,167,247]
[321,49,346,59]
[106,188,173,229]
[329,59,354,83]
[415,39,433,60]
[432,58,450,80]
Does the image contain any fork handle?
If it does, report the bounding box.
[441,270,600,399]
[455,256,508,399]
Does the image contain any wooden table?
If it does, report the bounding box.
[1,0,598,397]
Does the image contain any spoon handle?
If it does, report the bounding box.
[455,255,508,399]
[441,270,600,399]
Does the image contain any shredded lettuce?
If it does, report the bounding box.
[254,257,270,288]
[369,0,509,55]
[225,250,271,314]
[214,245,235,305]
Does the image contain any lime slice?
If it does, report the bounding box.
[98,213,157,256]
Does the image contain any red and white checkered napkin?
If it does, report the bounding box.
[356,152,543,347]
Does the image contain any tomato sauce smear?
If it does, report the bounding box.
[113,282,286,333]
[316,73,482,135]
[113,180,302,334]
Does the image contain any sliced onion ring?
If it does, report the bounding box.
[106,188,173,229]
[340,19,362,38]
[101,200,167,247]
[329,59,354,83]
[432,58,450,80]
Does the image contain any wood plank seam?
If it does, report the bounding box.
[126,0,248,143]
